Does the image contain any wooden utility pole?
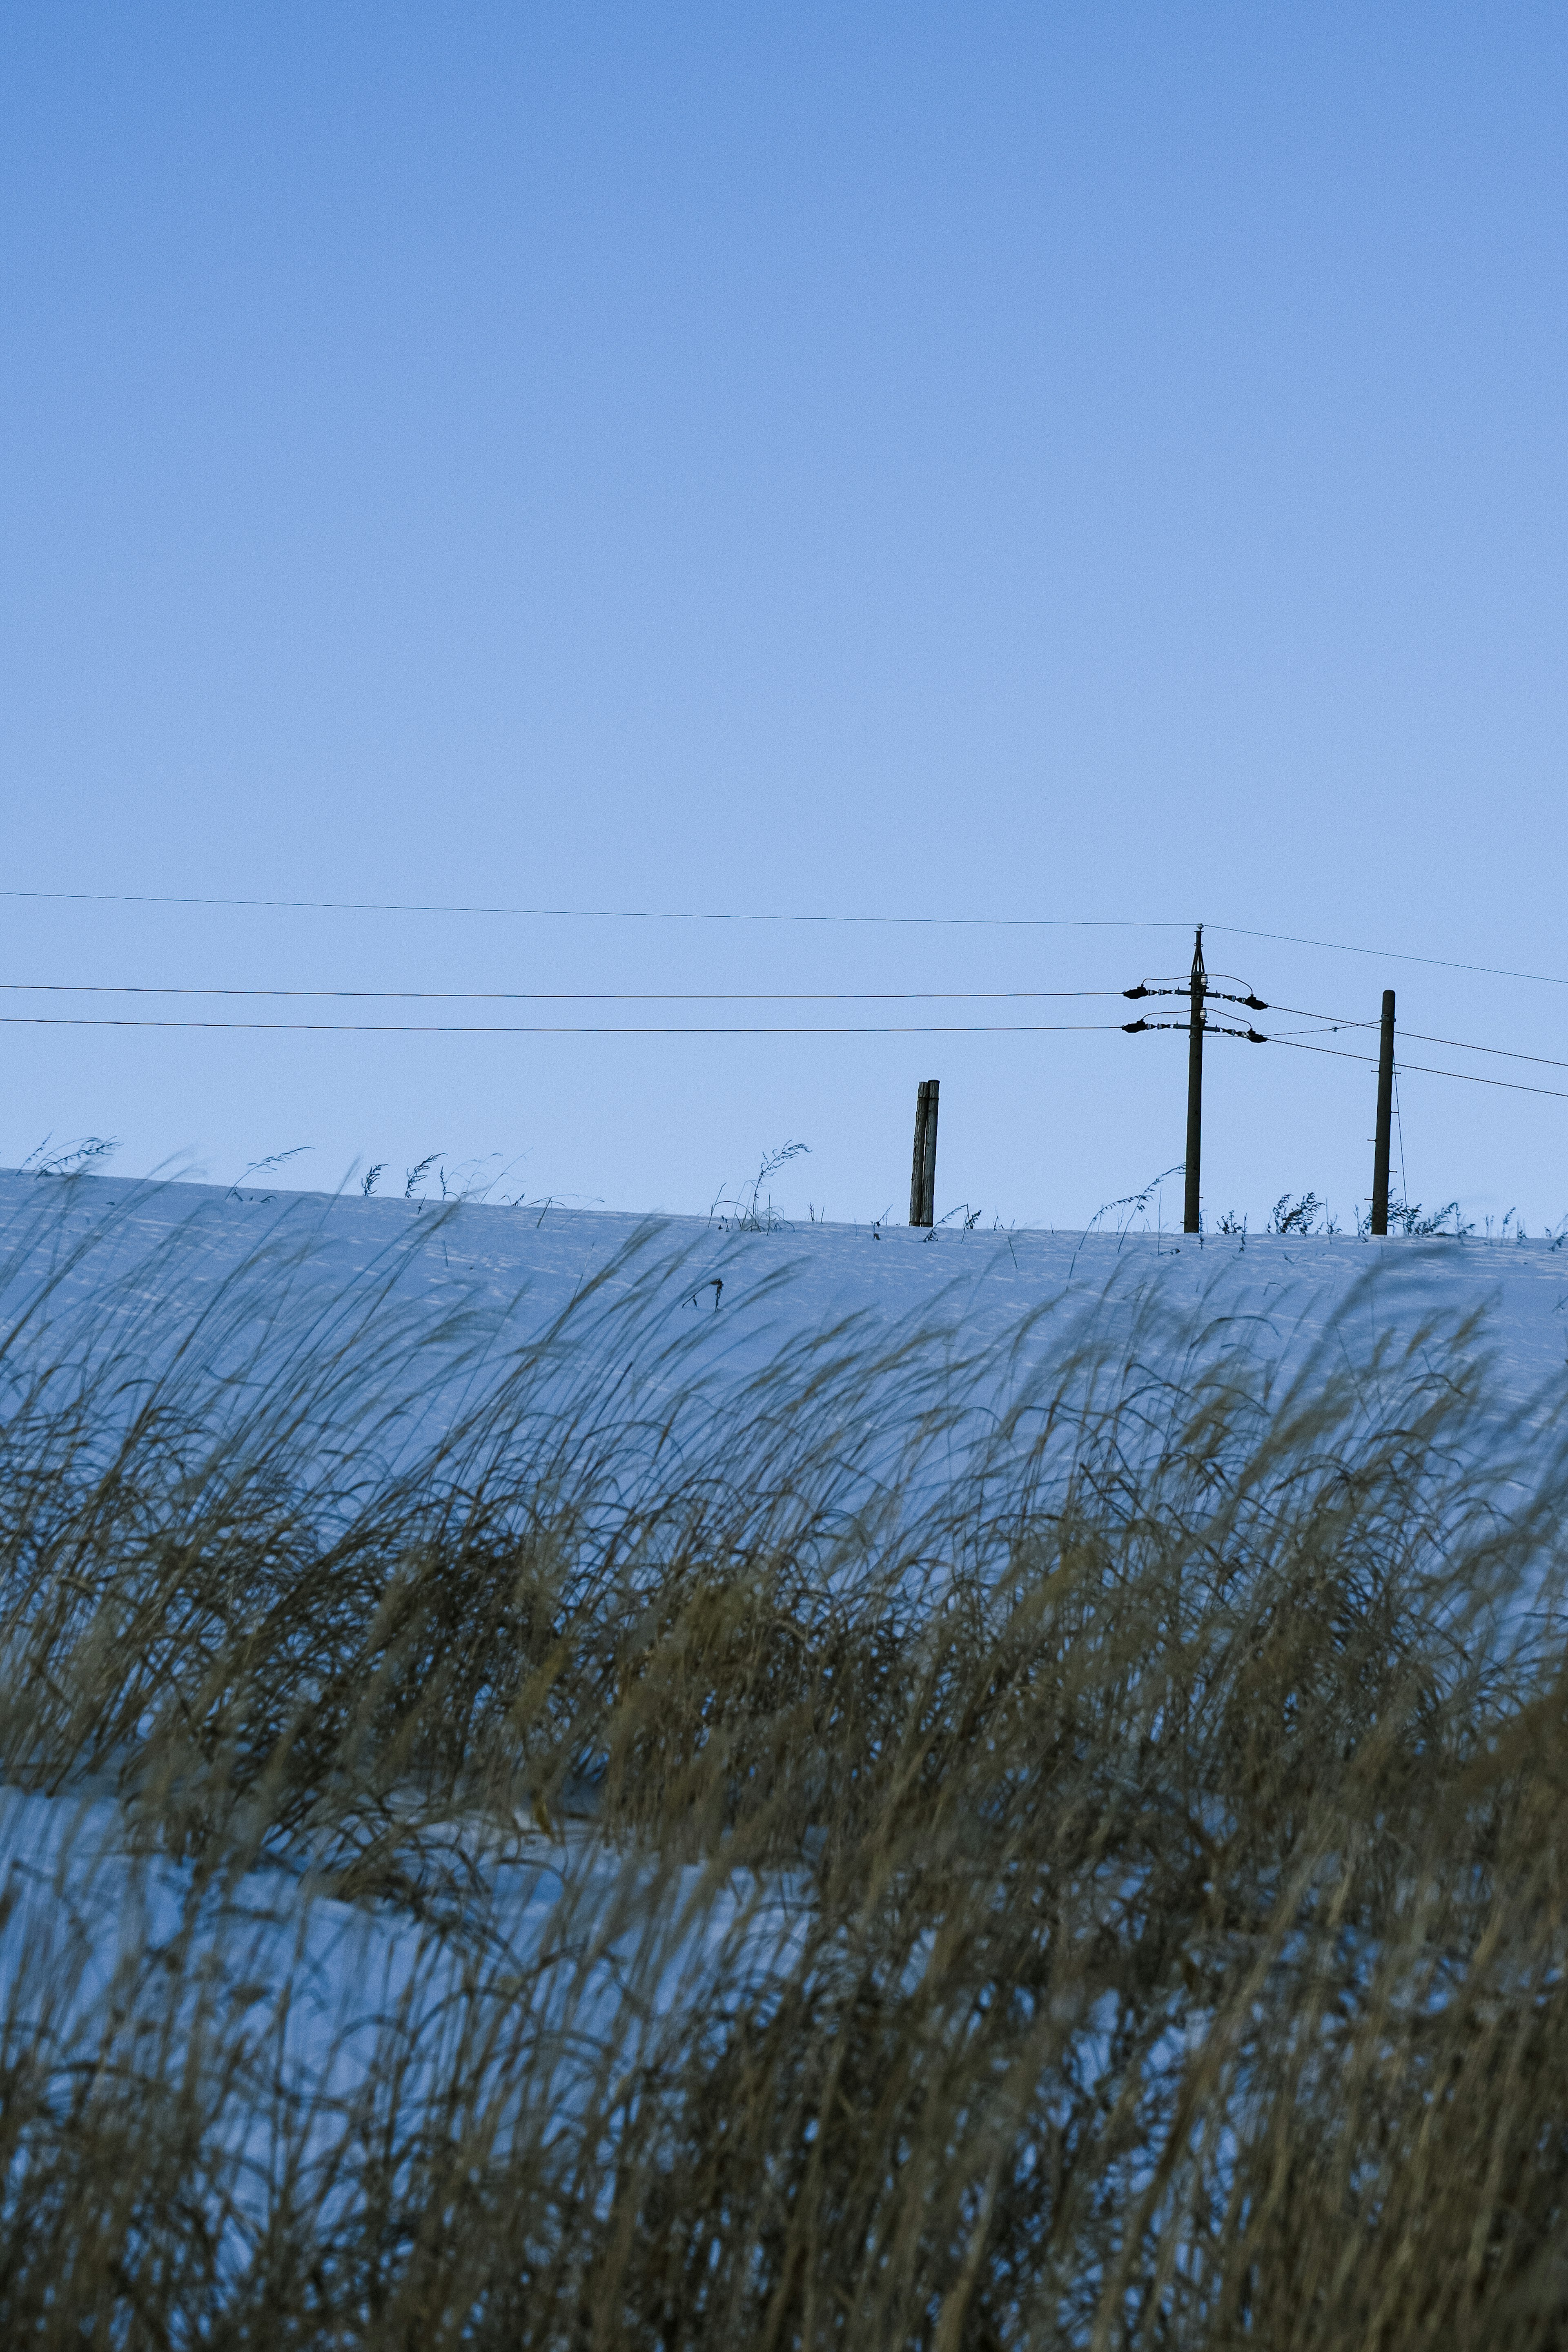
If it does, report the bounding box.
[1183,928,1205,1234]
[1371,989,1396,1235]
[909,1079,939,1227]
[1123,934,1265,1218]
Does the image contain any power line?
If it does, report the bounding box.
[0,982,1120,1003]
[0,889,1185,933]
[5,886,1568,990]
[1267,1001,1379,1027]
[1211,924,1568,990]
[1270,1036,1568,1103]
[5,976,1560,1095]
[0,1016,1128,1036]
[1,975,1556,1071]
[1268,1003,1568,1075]
[8,993,1560,1093]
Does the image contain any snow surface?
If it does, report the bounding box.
[4,1169,1567,1407]
[3,1168,1567,2209]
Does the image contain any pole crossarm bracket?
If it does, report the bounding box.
[1123,983,1267,1010]
[1123,1018,1266,1042]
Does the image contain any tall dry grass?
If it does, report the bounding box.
[0,1185,1566,2346]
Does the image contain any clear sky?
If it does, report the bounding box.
[3,5,1565,1232]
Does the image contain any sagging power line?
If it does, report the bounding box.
[1261,1001,1568,1077]
[1268,1037,1568,1103]
[0,973,1557,1081]
[0,1016,1129,1037]
[0,983,1121,1003]
[5,886,1568,988]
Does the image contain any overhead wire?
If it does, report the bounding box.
[1207,923,1568,990]
[0,963,1556,1101]
[0,982,1121,1003]
[0,978,1553,1076]
[6,887,1568,987]
[0,889,1186,933]
[4,1006,1559,1097]
[1267,1036,1568,1103]
[0,983,1558,1091]
[1265,1002,1568,1075]
[0,908,1559,1105]
[0,1016,1128,1036]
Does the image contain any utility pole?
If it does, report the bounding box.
[1370,989,1396,1235]
[1122,935,1264,1222]
[1183,927,1205,1234]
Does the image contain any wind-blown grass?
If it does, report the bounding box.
[2,1185,1568,2346]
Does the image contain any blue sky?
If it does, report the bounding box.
[3,5,1565,1229]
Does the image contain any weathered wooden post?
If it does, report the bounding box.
[909,1081,931,1225]
[1371,989,1396,1235]
[920,1078,939,1226]
[1183,928,1205,1234]
[909,1079,939,1226]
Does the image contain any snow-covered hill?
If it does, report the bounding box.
[5,1169,1566,1407]
[4,1170,1566,2318]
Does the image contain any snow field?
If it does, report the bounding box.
[3,1169,1566,2340]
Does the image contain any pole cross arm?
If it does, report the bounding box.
[1123,1019,1266,1042]
[1123,982,1267,1009]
